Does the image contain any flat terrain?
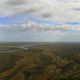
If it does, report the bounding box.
[0,42,80,80]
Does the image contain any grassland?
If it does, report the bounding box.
[0,42,80,80]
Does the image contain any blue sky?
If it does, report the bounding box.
[0,14,60,26]
[0,0,80,42]
[0,14,80,42]
[0,14,80,26]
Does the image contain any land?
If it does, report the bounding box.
[0,42,80,80]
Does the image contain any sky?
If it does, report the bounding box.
[0,0,80,42]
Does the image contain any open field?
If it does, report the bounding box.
[0,42,80,80]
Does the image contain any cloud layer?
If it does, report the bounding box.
[0,0,80,42]
[0,0,80,32]
[0,0,80,22]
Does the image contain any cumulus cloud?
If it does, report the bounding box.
[0,19,80,32]
[0,0,80,32]
[0,0,80,22]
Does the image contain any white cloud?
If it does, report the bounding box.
[0,0,80,23]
